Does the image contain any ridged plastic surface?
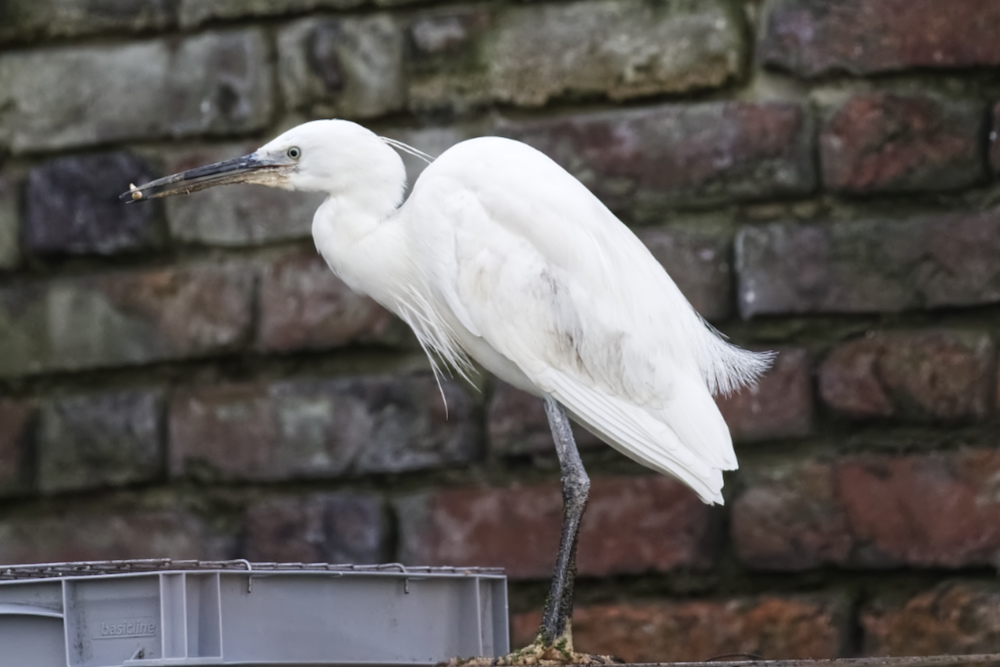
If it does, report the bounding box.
[0,559,509,667]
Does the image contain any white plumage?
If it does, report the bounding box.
[304,123,771,504]
[127,118,772,660]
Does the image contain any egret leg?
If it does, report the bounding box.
[537,396,589,647]
[440,398,621,666]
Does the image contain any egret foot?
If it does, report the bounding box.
[441,630,624,666]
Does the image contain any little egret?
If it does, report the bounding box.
[123,120,772,665]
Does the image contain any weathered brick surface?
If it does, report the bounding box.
[257,250,400,352]
[0,510,230,565]
[159,144,324,246]
[0,264,254,377]
[0,31,272,153]
[760,0,1000,77]
[862,582,1000,656]
[513,595,848,662]
[25,153,160,255]
[736,209,1000,317]
[38,389,163,494]
[733,450,1000,570]
[243,493,384,563]
[0,0,173,44]
[170,376,477,481]
[409,1,744,110]
[503,102,814,216]
[819,330,996,421]
[0,400,32,497]
[396,476,713,578]
[820,93,985,194]
[179,0,373,28]
[718,348,813,443]
[487,381,601,457]
[638,227,733,322]
[278,16,406,119]
[0,174,19,270]
[732,460,852,571]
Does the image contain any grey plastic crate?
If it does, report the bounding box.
[0,559,509,667]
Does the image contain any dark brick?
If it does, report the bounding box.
[0,400,32,497]
[718,348,813,443]
[160,144,324,245]
[638,227,733,322]
[760,0,1000,77]
[733,450,1000,570]
[0,174,20,270]
[736,209,1000,317]
[170,376,477,481]
[0,510,230,565]
[820,93,985,194]
[732,460,852,571]
[277,16,406,119]
[257,250,401,353]
[819,330,996,421]
[487,381,601,457]
[0,31,272,154]
[408,1,745,110]
[38,389,163,494]
[179,0,367,28]
[243,493,385,564]
[991,102,1000,175]
[24,152,160,255]
[512,595,849,662]
[396,476,713,579]
[0,0,174,44]
[502,102,815,218]
[0,263,254,377]
[862,582,1000,656]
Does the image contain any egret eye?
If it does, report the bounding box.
[287,146,302,160]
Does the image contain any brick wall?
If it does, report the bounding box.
[1,0,999,660]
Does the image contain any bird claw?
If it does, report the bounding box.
[438,637,624,666]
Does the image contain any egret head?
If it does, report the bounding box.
[122,120,406,205]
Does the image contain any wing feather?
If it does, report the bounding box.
[405,137,768,503]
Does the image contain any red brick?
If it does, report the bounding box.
[0,510,230,565]
[718,347,813,443]
[0,400,32,496]
[733,450,1000,570]
[820,94,985,194]
[732,460,852,571]
[991,102,1000,175]
[638,227,733,322]
[24,152,160,255]
[862,582,1000,656]
[396,475,713,579]
[257,250,401,353]
[38,389,164,493]
[243,493,385,564]
[836,451,1000,567]
[170,375,477,481]
[512,596,848,661]
[501,102,815,217]
[760,0,1000,77]
[820,331,996,421]
[487,381,601,457]
[737,209,1000,317]
[0,263,254,377]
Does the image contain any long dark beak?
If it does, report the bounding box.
[120,153,282,202]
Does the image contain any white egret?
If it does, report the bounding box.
[123,120,772,665]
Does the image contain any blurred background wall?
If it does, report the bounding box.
[1,0,1000,661]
